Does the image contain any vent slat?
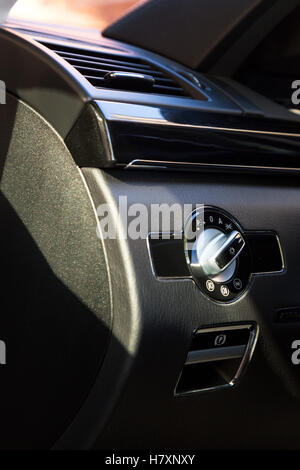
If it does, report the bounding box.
[68,63,164,77]
[39,41,188,97]
[55,51,153,70]
[83,74,181,90]
[43,43,146,64]
[83,74,178,86]
[153,85,185,95]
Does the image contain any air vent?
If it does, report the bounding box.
[40,42,188,97]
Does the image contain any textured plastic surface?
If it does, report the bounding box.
[0,94,112,449]
[79,168,300,450]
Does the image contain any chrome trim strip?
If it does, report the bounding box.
[126,159,300,173]
[175,323,259,396]
[231,323,259,386]
[194,323,253,334]
[96,114,115,162]
[96,101,300,138]
[185,345,246,365]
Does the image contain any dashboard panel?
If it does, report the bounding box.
[1,19,300,450]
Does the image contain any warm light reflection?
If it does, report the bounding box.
[9,0,142,30]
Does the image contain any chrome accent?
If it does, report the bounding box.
[96,101,300,138]
[197,229,245,277]
[194,324,253,334]
[96,113,115,162]
[175,323,259,396]
[104,71,155,86]
[190,227,237,284]
[185,345,246,365]
[183,206,251,304]
[126,159,300,174]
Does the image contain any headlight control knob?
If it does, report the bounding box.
[184,207,251,302]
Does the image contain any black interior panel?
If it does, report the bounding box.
[0,94,112,449]
[1,7,300,450]
[79,168,300,449]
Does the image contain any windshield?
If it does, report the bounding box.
[8,0,142,30]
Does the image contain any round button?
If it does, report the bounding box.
[206,280,215,292]
[233,278,243,290]
[220,285,230,297]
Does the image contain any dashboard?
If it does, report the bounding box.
[1,16,300,449]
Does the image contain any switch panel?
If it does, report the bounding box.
[175,323,258,396]
[148,206,284,303]
[184,207,252,302]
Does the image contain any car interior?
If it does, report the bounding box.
[1,0,300,450]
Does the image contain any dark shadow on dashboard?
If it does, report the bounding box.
[0,93,18,181]
[0,191,127,450]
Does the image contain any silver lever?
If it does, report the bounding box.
[199,229,245,277]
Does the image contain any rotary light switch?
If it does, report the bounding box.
[184,207,252,302]
[198,228,245,279]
